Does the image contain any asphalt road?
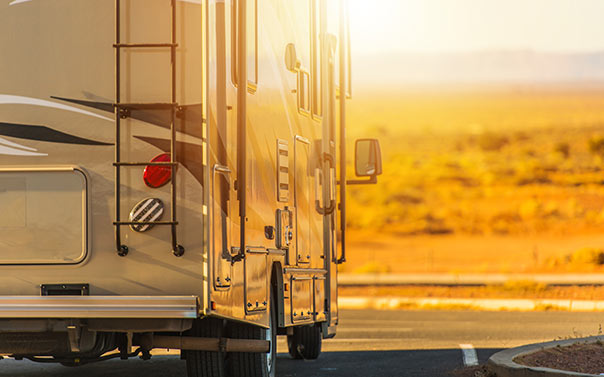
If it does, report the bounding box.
[1,310,604,377]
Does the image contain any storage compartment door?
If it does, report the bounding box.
[244,247,268,313]
[212,165,233,289]
[294,136,311,265]
[291,276,313,323]
[313,276,326,322]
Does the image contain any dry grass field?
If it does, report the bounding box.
[344,84,604,275]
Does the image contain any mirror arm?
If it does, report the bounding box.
[346,175,378,185]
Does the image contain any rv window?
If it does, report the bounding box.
[289,0,311,114]
[325,0,341,94]
[343,0,352,99]
[231,0,258,92]
[289,0,311,70]
[298,70,311,115]
[311,0,322,118]
[0,169,87,265]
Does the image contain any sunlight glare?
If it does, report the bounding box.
[348,0,424,55]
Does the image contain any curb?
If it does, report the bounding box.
[488,336,604,377]
[338,297,604,312]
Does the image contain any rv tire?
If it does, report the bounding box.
[287,325,322,360]
[227,290,276,377]
[185,318,227,377]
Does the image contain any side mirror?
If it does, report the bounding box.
[348,139,382,185]
[355,139,382,177]
[284,43,300,72]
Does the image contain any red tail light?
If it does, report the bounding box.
[144,153,172,188]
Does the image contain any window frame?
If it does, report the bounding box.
[231,0,258,94]
[310,0,322,119]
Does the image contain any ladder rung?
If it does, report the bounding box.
[115,102,178,110]
[113,43,178,48]
[114,221,179,226]
[114,162,178,167]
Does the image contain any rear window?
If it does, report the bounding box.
[0,168,88,264]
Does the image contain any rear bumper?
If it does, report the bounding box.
[0,296,199,319]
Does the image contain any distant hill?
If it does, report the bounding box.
[353,50,604,88]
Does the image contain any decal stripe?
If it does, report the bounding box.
[53,96,203,139]
[0,136,37,151]
[0,95,113,122]
[0,122,113,146]
[50,96,114,113]
[0,144,46,156]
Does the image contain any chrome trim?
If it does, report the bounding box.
[295,135,311,145]
[246,247,268,255]
[283,267,327,275]
[213,164,232,174]
[0,165,80,173]
[267,249,286,256]
[0,296,198,319]
[291,276,313,281]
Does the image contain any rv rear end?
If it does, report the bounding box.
[0,0,380,375]
[0,0,213,368]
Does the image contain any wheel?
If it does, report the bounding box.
[228,291,277,377]
[185,318,226,377]
[287,325,322,360]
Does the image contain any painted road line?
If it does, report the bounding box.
[278,338,409,344]
[339,319,416,324]
[338,296,604,312]
[325,338,407,343]
[338,273,604,286]
[335,327,413,333]
[459,344,478,366]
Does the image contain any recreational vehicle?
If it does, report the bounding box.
[0,0,381,376]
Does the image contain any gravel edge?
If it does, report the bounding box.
[487,336,604,377]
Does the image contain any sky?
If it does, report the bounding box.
[348,0,604,55]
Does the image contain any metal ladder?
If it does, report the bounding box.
[113,0,184,257]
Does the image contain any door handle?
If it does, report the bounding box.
[316,153,336,215]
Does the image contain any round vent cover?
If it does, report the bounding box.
[129,198,164,232]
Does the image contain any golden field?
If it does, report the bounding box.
[344,84,604,274]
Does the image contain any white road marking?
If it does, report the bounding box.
[336,327,413,333]
[324,338,410,343]
[459,344,479,366]
[338,319,416,324]
[277,338,408,345]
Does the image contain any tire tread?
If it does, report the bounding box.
[186,318,225,377]
[287,325,322,360]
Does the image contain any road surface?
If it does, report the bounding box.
[1,309,603,376]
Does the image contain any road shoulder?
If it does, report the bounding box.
[488,336,604,377]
